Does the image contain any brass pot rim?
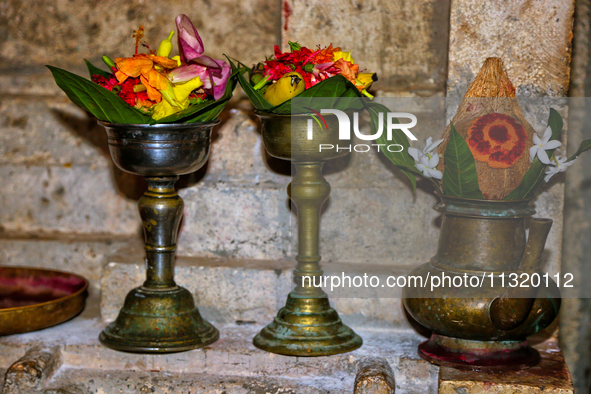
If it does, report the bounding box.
[434,191,535,218]
[0,266,88,313]
[98,119,220,129]
[434,190,532,204]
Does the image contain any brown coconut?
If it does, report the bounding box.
[437,58,534,199]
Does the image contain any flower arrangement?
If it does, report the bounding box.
[229,42,377,114]
[380,57,591,199]
[47,15,236,124]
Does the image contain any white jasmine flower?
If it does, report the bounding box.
[408,137,444,179]
[530,126,562,164]
[544,151,575,182]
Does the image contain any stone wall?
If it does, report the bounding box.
[0,0,450,276]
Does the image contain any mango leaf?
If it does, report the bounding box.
[568,139,591,161]
[227,56,275,111]
[84,59,111,79]
[48,65,151,124]
[442,123,483,199]
[155,70,237,124]
[371,102,418,191]
[505,109,563,200]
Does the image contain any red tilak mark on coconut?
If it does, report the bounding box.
[466,113,527,169]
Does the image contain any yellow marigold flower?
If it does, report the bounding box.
[333,50,354,64]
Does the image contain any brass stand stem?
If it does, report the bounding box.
[140,177,181,289]
[290,163,329,298]
[99,175,218,353]
[253,161,362,356]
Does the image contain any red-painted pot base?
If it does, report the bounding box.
[418,333,540,371]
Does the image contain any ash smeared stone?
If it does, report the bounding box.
[354,358,395,394]
[2,346,59,394]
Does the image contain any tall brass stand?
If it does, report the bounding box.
[97,121,219,353]
[253,112,362,356]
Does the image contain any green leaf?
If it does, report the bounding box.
[371,102,418,191]
[505,109,563,200]
[442,123,483,199]
[568,139,591,161]
[47,65,151,124]
[227,56,275,112]
[288,41,302,51]
[85,59,111,79]
[155,70,237,124]
[275,75,362,114]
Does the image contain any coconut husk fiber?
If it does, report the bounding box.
[437,57,534,199]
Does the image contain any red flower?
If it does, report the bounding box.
[92,74,119,91]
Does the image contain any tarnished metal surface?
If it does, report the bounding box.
[404,195,560,369]
[0,267,87,336]
[98,121,219,353]
[253,112,362,356]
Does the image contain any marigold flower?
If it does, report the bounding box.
[114,54,177,102]
[466,113,528,169]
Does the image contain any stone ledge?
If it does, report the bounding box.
[438,339,574,393]
[0,297,438,393]
[100,246,415,328]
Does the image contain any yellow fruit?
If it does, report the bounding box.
[356,73,377,90]
[263,72,305,106]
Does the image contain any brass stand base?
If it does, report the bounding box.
[418,334,539,370]
[253,294,362,357]
[99,286,218,354]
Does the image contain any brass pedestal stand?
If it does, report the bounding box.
[253,112,362,356]
[97,121,219,353]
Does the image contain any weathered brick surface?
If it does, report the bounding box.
[281,0,450,93]
[0,0,279,70]
[0,164,138,236]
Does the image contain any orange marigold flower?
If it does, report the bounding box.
[333,58,359,87]
[466,113,527,169]
[114,54,177,102]
[314,44,340,64]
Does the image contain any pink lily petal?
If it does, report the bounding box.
[168,64,208,84]
[176,14,204,62]
[191,54,222,70]
[168,60,231,101]
[208,59,231,101]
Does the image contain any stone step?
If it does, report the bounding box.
[45,368,350,394]
[100,245,414,328]
[0,297,438,394]
[0,233,132,293]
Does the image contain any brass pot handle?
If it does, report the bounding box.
[489,218,553,330]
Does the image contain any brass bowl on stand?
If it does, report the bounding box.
[253,112,362,357]
[98,121,219,354]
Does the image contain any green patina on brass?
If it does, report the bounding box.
[253,112,362,357]
[97,121,219,354]
[403,193,561,369]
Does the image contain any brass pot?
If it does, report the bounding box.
[403,194,560,369]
